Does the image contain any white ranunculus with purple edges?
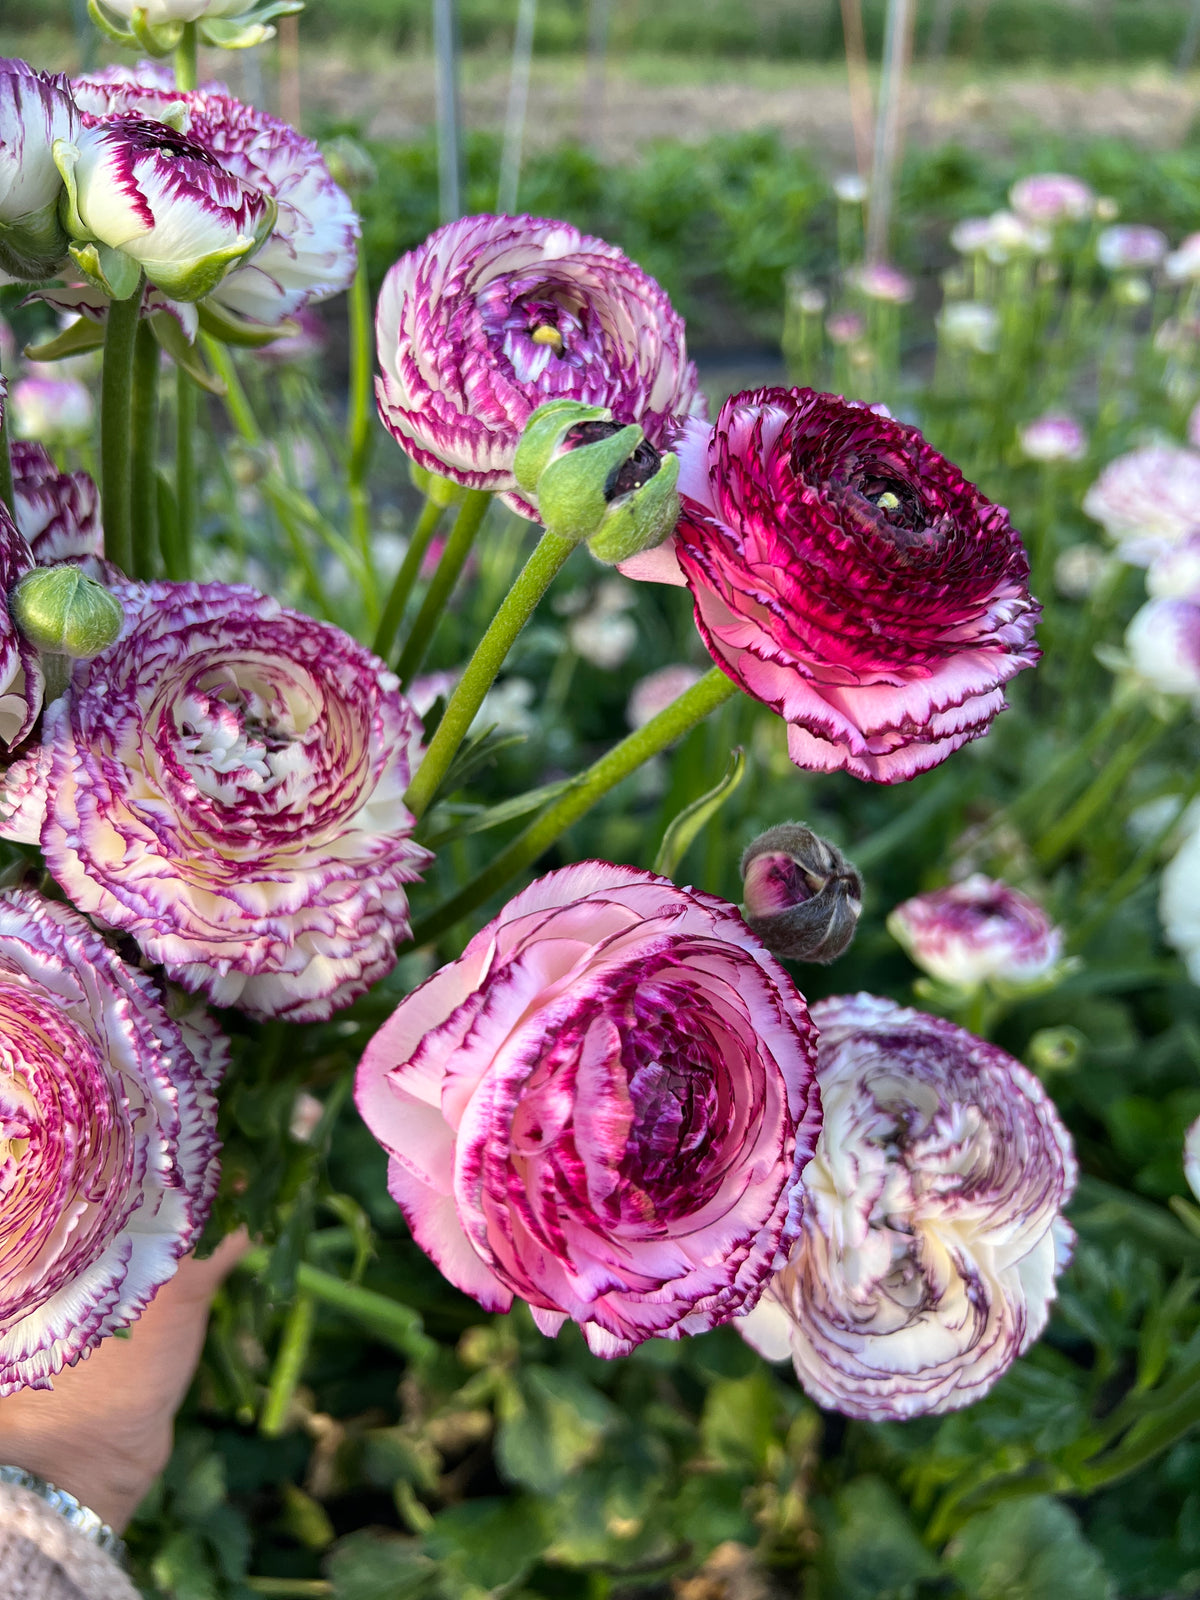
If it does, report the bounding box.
[56,115,274,301]
[1084,445,1200,567]
[0,481,43,749]
[1018,413,1087,464]
[0,60,79,278]
[1149,533,1200,600]
[0,889,222,1395]
[738,993,1077,1420]
[0,581,431,1021]
[1125,595,1200,704]
[620,387,1039,784]
[375,213,697,513]
[1096,224,1168,273]
[887,874,1064,991]
[355,862,823,1358]
[9,441,108,579]
[1009,172,1094,226]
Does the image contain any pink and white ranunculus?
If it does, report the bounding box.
[621,387,1038,783]
[1162,819,1200,987]
[1185,1117,1200,1204]
[1009,173,1094,226]
[8,441,107,577]
[887,874,1064,991]
[1096,224,1168,273]
[0,60,79,278]
[1018,413,1087,464]
[55,115,274,301]
[1083,445,1200,566]
[738,994,1077,1420]
[356,862,823,1358]
[1125,595,1200,705]
[0,581,431,1021]
[9,372,94,447]
[1148,532,1200,600]
[0,466,43,748]
[0,889,222,1394]
[375,213,696,510]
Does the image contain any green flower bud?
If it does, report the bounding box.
[1026,1026,1085,1075]
[513,399,612,497]
[10,566,124,660]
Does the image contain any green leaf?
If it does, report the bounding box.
[945,1496,1116,1600]
[822,1478,940,1600]
[700,1370,779,1477]
[23,317,105,363]
[423,1496,550,1592]
[152,311,228,394]
[327,1531,441,1600]
[653,745,745,879]
[420,777,573,849]
[495,1364,616,1495]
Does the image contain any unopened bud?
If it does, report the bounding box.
[9,565,123,660]
[514,400,681,561]
[1026,1026,1084,1075]
[740,823,863,964]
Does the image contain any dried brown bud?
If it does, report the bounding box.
[740,823,863,964]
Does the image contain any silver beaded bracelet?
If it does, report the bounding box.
[0,1465,127,1565]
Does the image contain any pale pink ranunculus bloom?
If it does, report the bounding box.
[1125,595,1200,704]
[1185,1117,1200,1203]
[355,862,823,1357]
[847,261,914,304]
[10,373,93,445]
[825,310,865,345]
[621,388,1039,784]
[1083,444,1200,566]
[1018,413,1087,464]
[1148,532,1200,600]
[1162,822,1200,986]
[626,663,703,729]
[737,993,1077,1420]
[887,873,1063,990]
[0,888,223,1395]
[1166,232,1200,285]
[0,581,431,1021]
[1096,224,1168,273]
[374,214,696,513]
[1009,172,1094,226]
[951,211,1049,263]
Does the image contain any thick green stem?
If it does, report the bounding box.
[174,366,197,579]
[100,290,142,576]
[259,1291,316,1437]
[405,527,576,819]
[347,252,376,602]
[237,1250,433,1362]
[395,489,491,684]
[174,20,199,89]
[1079,1377,1200,1491]
[1035,708,1182,868]
[372,496,442,661]
[130,319,159,580]
[409,666,740,947]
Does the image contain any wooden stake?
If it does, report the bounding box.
[866,0,916,265]
[278,14,301,128]
[838,0,875,187]
[433,0,464,222]
[498,0,538,212]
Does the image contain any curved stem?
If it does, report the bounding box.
[409,666,740,947]
[405,526,575,819]
[395,489,491,685]
[130,319,159,579]
[100,290,142,577]
[174,20,199,89]
[372,496,442,661]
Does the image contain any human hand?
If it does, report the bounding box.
[0,1232,248,1533]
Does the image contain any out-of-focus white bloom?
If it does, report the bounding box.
[951,211,1049,263]
[1018,413,1087,463]
[567,578,638,669]
[1054,542,1114,600]
[1084,445,1200,566]
[627,663,703,729]
[1166,232,1200,284]
[1125,595,1200,703]
[847,261,915,303]
[737,994,1077,1420]
[833,173,868,205]
[10,373,93,445]
[1185,1117,1200,1203]
[473,677,537,738]
[888,873,1064,992]
[1162,823,1200,984]
[289,1090,325,1144]
[1009,172,1094,226]
[950,217,995,256]
[1149,533,1200,600]
[1097,225,1168,273]
[790,283,827,316]
[936,301,1000,354]
[826,310,866,345]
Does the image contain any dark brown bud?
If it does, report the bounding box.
[740,822,863,964]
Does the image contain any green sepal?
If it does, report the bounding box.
[86,0,138,47]
[513,399,612,496]
[130,7,183,54]
[24,317,107,364]
[69,240,142,301]
[144,233,266,303]
[0,204,71,282]
[53,139,88,242]
[409,461,468,509]
[533,423,642,545]
[201,18,275,46]
[196,297,297,349]
[9,566,124,660]
[588,450,681,564]
[150,311,228,395]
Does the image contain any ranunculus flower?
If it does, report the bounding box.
[95,0,268,19]
[355,862,823,1357]
[847,262,914,304]
[738,993,1077,1420]
[0,461,43,748]
[1018,413,1087,464]
[1149,532,1200,600]
[1162,819,1200,986]
[0,60,79,278]
[950,211,1049,263]
[1185,1116,1200,1203]
[0,581,431,1021]
[1083,445,1200,566]
[55,115,274,301]
[0,888,222,1394]
[887,874,1064,991]
[9,441,107,578]
[1125,595,1200,704]
[937,301,1000,354]
[1166,232,1200,285]
[621,387,1039,783]
[626,662,702,729]
[1009,173,1094,225]
[9,372,94,447]
[374,213,696,511]
[1096,224,1168,273]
